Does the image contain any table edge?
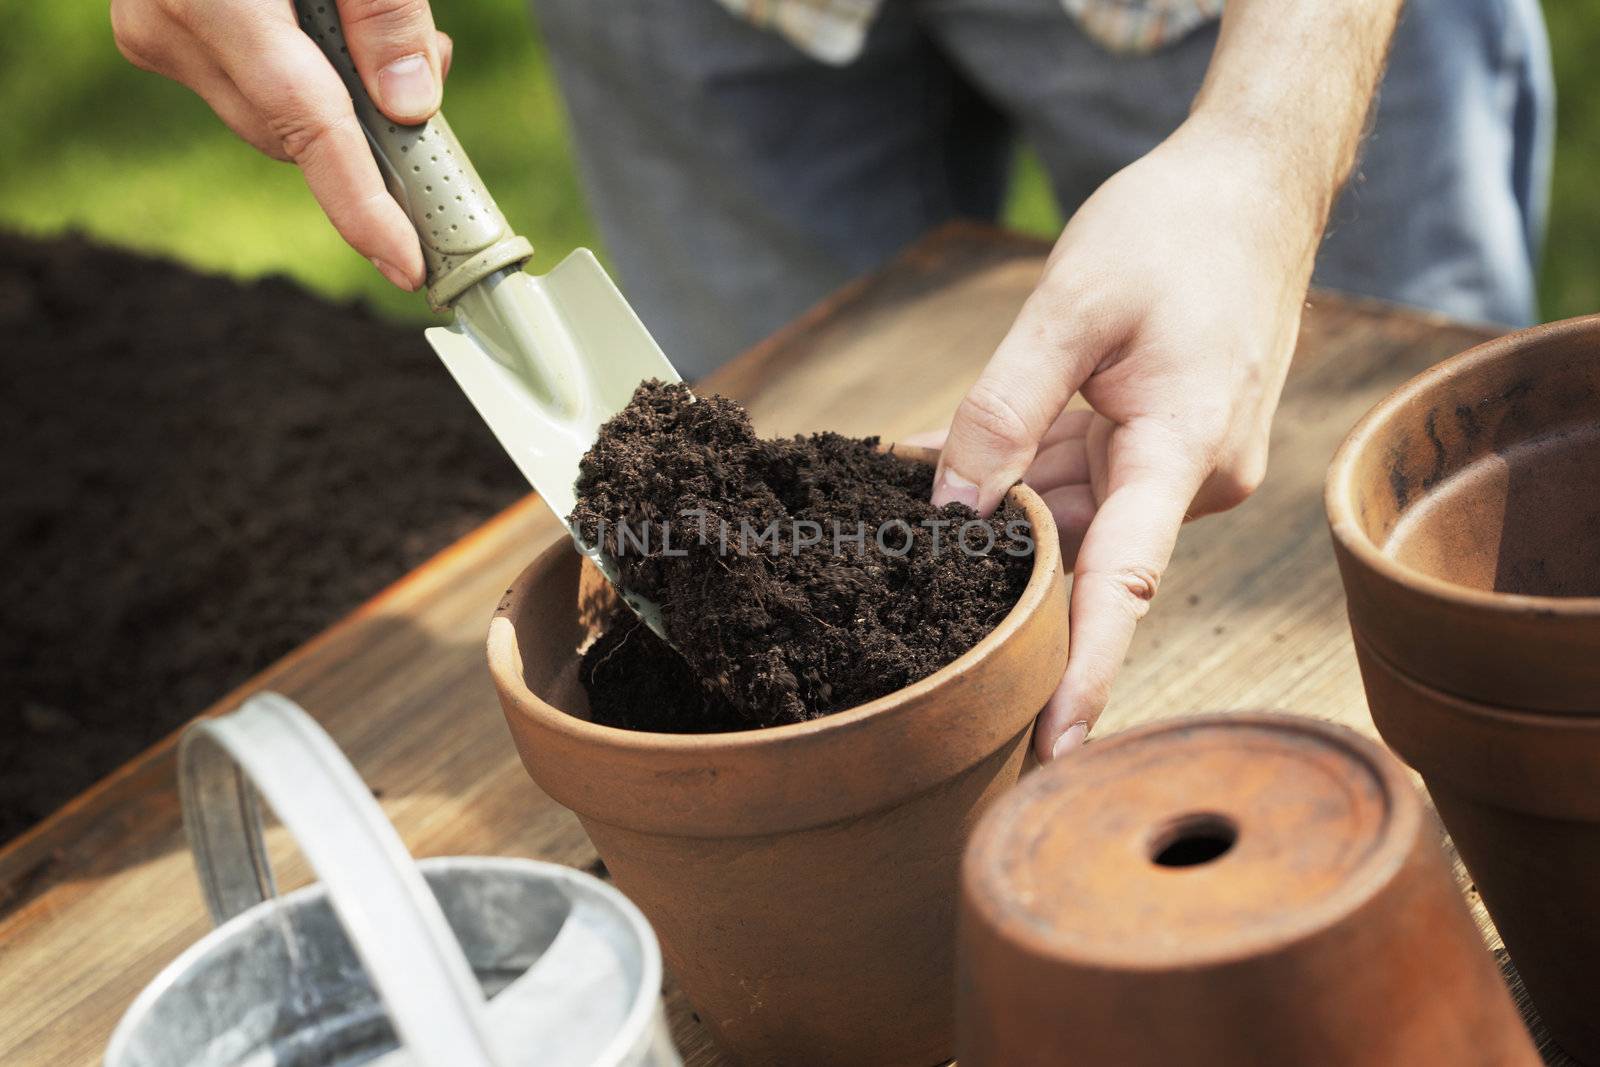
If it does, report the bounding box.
[0,220,1479,913]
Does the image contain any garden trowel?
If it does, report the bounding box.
[294,1,678,637]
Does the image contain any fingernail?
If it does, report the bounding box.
[378,53,438,118]
[932,469,980,510]
[1051,721,1090,760]
[371,256,414,291]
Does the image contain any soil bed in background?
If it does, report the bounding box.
[572,381,1033,732]
[0,232,525,844]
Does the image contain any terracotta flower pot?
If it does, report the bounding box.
[488,447,1069,1066]
[1327,314,1600,1060]
[1326,314,1600,711]
[953,716,1529,1067]
[1353,635,1600,1061]
[958,713,1536,1067]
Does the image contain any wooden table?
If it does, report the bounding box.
[0,225,1566,1064]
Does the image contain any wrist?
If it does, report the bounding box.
[1168,109,1332,267]
[1182,0,1402,240]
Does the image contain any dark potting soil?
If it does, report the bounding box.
[572,381,1034,732]
[0,232,525,844]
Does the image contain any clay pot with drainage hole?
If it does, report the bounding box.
[1327,314,1600,1061]
[488,447,1069,1066]
[958,714,1537,1067]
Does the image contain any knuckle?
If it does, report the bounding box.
[112,33,152,70]
[1198,437,1270,514]
[268,105,351,164]
[340,0,431,34]
[1102,565,1162,620]
[251,132,293,162]
[1202,478,1251,514]
[110,3,160,66]
[1213,459,1265,510]
[957,379,1034,452]
[1032,272,1120,354]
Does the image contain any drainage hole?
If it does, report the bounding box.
[1148,813,1237,868]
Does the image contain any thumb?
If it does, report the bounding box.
[336,0,443,125]
[933,287,1106,515]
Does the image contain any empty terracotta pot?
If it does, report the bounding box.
[1327,314,1600,1060]
[1326,314,1600,712]
[1353,635,1600,1062]
[489,447,1069,1065]
[959,714,1536,1067]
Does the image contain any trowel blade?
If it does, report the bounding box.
[425,249,680,521]
[426,250,680,638]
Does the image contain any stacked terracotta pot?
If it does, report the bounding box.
[958,714,1536,1067]
[489,448,1070,1065]
[1327,314,1600,1062]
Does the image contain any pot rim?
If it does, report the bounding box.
[1354,632,1600,819]
[1325,313,1600,618]
[490,443,1062,755]
[1355,629,1600,726]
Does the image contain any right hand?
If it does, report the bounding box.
[112,0,453,290]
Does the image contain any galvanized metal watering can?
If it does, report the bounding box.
[105,693,679,1067]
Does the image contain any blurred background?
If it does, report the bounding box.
[1,3,1595,843]
[12,1,1592,322]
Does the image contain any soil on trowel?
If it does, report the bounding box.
[571,381,1034,733]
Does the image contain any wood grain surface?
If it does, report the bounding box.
[0,224,1565,1064]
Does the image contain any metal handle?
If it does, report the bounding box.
[291,0,532,309]
[178,692,504,1067]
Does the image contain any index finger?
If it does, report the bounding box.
[1034,419,1204,760]
[191,7,425,287]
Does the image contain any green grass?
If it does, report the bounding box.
[0,0,595,324]
[1540,5,1600,320]
[2,4,1593,322]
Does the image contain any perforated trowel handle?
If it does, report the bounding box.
[291,0,532,310]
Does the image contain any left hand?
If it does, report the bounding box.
[916,115,1324,761]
